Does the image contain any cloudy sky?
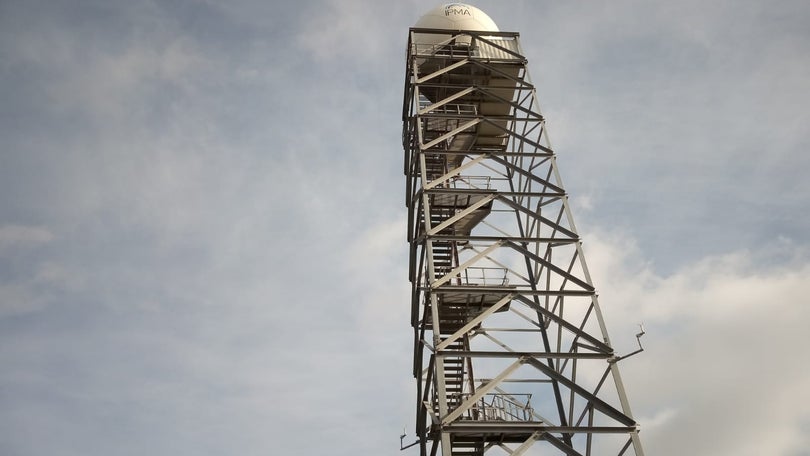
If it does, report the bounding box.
[1,0,809,455]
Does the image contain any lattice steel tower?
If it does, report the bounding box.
[401,4,644,455]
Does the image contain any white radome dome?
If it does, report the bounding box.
[414,3,499,32]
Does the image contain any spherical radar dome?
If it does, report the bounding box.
[414,3,499,32]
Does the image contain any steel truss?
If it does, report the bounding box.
[402,28,644,456]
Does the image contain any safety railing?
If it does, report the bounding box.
[462,267,509,286]
[455,393,534,421]
[451,175,492,190]
[410,32,523,62]
[419,101,478,117]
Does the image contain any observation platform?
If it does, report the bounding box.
[409,29,527,155]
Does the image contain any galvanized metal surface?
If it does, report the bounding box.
[402,28,644,456]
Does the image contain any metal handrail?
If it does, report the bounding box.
[458,393,534,422]
[452,175,492,190]
[462,266,508,286]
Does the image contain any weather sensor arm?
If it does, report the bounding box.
[611,324,646,363]
[399,427,419,451]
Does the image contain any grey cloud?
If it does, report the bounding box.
[0,0,808,455]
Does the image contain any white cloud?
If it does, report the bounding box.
[0,259,85,317]
[295,0,418,63]
[0,224,54,249]
[583,229,810,456]
[345,218,410,334]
